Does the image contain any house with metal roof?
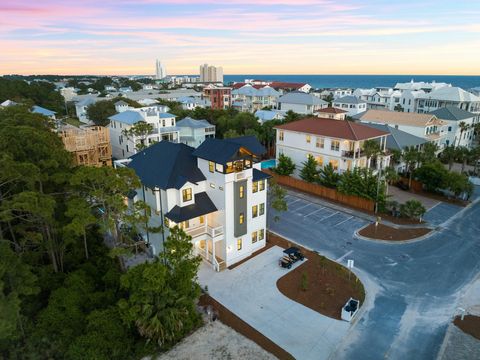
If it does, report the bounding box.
[176,117,215,148]
[32,105,57,120]
[416,87,480,114]
[278,91,328,114]
[333,95,367,116]
[108,103,179,159]
[115,136,270,271]
[275,117,390,176]
[232,84,280,112]
[429,106,478,148]
[254,109,286,123]
[315,106,348,120]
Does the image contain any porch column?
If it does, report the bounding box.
[212,238,216,270]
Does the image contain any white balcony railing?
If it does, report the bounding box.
[185,224,224,240]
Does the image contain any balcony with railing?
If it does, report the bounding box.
[341,149,366,158]
[184,223,224,240]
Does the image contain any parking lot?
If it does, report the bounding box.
[283,194,367,233]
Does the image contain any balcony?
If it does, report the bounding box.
[185,224,224,240]
[342,150,366,158]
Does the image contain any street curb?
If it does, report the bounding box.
[353,223,437,245]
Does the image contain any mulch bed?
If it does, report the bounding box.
[198,294,295,360]
[454,315,480,340]
[358,223,431,241]
[378,213,425,225]
[270,233,365,320]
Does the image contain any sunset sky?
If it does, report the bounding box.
[1,0,480,75]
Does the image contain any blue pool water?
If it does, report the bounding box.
[261,159,276,169]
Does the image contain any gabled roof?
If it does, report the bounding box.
[32,105,56,116]
[317,106,347,114]
[357,109,446,127]
[165,192,217,223]
[159,112,176,118]
[127,141,206,190]
[109,110,144,125]
[278,92,327,106]
[115,100,128,106]
[270,82,308,90]
[334,95,366,105]
[362,123,427,151]
[255,110,285,121]
[176,117,212,129]
[0,99,18,107]
[232,84,280,97]
[192,136,266,164]
[418,87,480,102]
[428,106,476,121]
[275,118,388,141]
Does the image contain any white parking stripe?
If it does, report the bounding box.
[287,198,301,206]
[336,250,354,262]
[320,211,338,220]
[335,216,353,227]
[304,207,324,218]
[294,203,313,212]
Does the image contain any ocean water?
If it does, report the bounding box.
[223,75,480,90]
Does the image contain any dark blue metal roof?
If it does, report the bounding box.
[127,141,205,190]
[253,168,271,182]
[192,136,266,164]
[165,192,217,223]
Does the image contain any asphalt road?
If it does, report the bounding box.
[268,190,480,360]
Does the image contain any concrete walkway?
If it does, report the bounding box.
[197,246,350,360]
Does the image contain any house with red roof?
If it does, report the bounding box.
[315,106,348,120]
[275,117,390,175]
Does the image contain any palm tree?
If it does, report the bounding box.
[457,122,470,147]
[403,146,421,188]
[455,146,471,173]
[441,145,456,171]
[363,139,382,169]
[384,166,400,196]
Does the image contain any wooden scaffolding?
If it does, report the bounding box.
[60,126,112,167]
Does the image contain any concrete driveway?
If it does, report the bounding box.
[197,245,350,360]
[269,189,480,359]
[388,186,440,210]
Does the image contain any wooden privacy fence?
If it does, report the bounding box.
[399,176,423,192]
[265,170,375,212]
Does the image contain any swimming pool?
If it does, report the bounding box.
[261,159,276,169]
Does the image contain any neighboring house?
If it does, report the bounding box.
[59,125,112,167]
[117,136,270,271]
[32,105,56,120]
[362,123,427,172]
[231,84,280,112]
[178,96,210,110]
[278,92,328,114]
[142,84,154,91]
[254,109,286,123]
[269,82,311,94]
[104,85,117,92]
[203,85,232,110]
[275,117,390,176]
[333,95,367,116]
[119,86,133,93]
[416,87,480,114]
[109,102,179,159]
[60,87,77,101]
[137,98,158,106]
[176,117,215,148]
[0,99,18,107]
[429,106,478,148]
[356,109,447,150]
[74,96,99,123]
[315,107,347,120]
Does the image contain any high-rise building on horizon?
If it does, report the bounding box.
[199,63,223,83]
[155,59,166,79]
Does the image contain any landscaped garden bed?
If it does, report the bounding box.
[454,315,480,340]
[358,223,431,241]
[270,233,365,320]
[198,294,294,360]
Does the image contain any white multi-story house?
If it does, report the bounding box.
[109,101,178,159]
[333,95,367,116]
[356,109,447,150]
[275,117,390,176]
[315,107,347,120]
[178,96,210,110]
[117,136,270,271]
[74,96,99,123]
[278,92,328,114]
[232,84,280,112]
[416,87,480,114]
[429,106,478,148]
[176,117,215,148]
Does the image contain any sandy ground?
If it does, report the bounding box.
[155,321,277,360]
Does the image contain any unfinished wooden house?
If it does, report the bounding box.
[60,126,112,167]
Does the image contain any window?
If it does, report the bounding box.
[279,131,284,141]
[306,135,311,144]
[239,185,244,198]
[182,188,192,202]
[252,181,258,193]
[259,229,265,240]
[237,238,242,251]
[331,140,340,151]
[209,161,214,172]
[316,137,324,148]
[329,159,339,170]
[251,231,258,243]
[252,205,258,218]
[199,216,204,224]
[448,126,452,132]
[215,163,224,172]
[182,220,190,229]
[259,203,265,216]
[315,156,323,166]
[126,144,129,152]
[239,213,244,224]
[258,180,265,191]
